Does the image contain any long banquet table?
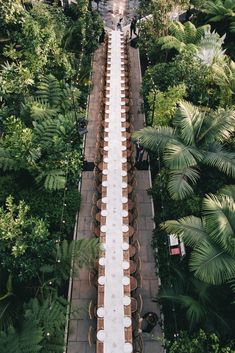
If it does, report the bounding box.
[96,30,133,353]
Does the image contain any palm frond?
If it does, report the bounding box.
[174,101,201,145]
[168,166,200,200]
[190,239,235,285]
[199,108,235,144]
[204,143,235,178]
[219,184,235,200]
[163,141,202,169]
[203,193,235,256]
[132,126,177,152]
[162,216,207,247]
[178,295,206,329]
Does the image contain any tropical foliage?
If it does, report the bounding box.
[162,186,235,286]
[202,0,235,34]
[0,0,102,348]
[134,101,235,200]
[157,21,211,53]
[138,0,235,345]
[166,330,235,353]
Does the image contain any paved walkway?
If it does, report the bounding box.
[128,47,163,352]
[67,45,106,353]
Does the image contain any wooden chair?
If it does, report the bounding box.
[88,269,98,288]
[88,325,96,346]
[131,297,138,313]
[133,333,144,353]
[135,256,142,273]
[130,276,138,291]
[88,299,97,320]
[130,259,137,274]
[132,239,141,253]
[132,312,142,338]
[136,293,143,314]
[129,244,137,258]
[135,272,143,289]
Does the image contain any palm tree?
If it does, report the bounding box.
[202,0,235,34]
[134,101,235,200]
[161,185,235,286]
[157,269,230,333]
[157,21,211,53]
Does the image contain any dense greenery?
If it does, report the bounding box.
[0,0,102,350]
[137,0,235,349]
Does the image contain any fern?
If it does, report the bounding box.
[24,298,67,338]
[36,75,62,108]
[0,320,42,353]
[36,169,66,190]
[30,101,58,121]
[55,239,99,280]
[0,148,18,171]
[33,119,62,145]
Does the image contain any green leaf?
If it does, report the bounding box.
[133,126,177,152]
[204,143,235,178]
[162,216,207,247]
[168,167,200,200]
[190,239,235,285]
[203,193,235,256]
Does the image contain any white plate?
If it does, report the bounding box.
[122,197,128,204]
[98,276,105,285]
[97,307,105,318]
[122,276,130,286]
[124,316,132,327]
[122,242,129,250]
[123,296,131,306]
[122,210,128,217]
[124,342,133,353]
[101,225,107,232]
[97,330,105,342]
[122,261,130,270]
[101,210,108,217]
[122,225,129,232]
[99,257,106,266]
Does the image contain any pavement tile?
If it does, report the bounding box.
[79,280,96,299]
[68,319,78,341]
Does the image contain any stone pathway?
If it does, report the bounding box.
[97,0,139,30]
[128,47,163,352]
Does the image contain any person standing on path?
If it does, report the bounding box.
[135,137,144,164]
[130,16,138,39]
[141,312,158,333]
[117,18,123,31]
